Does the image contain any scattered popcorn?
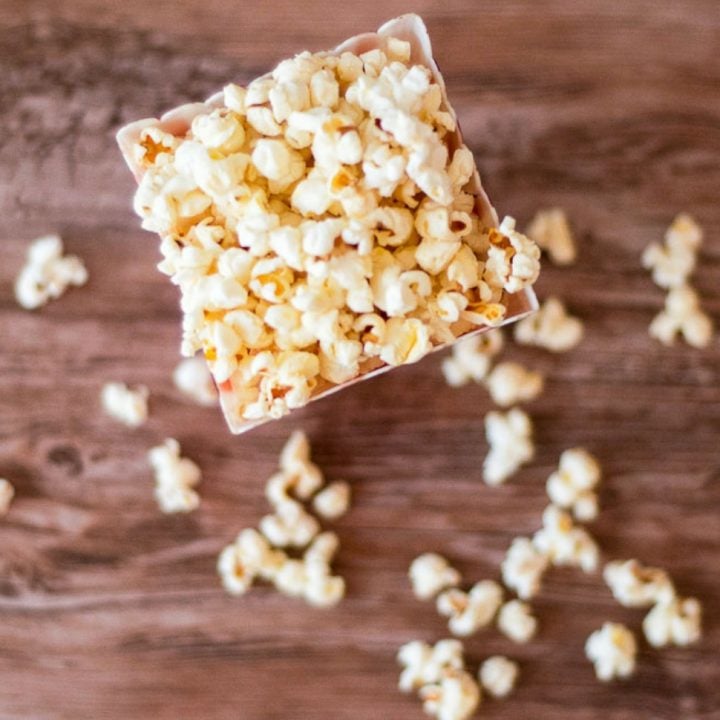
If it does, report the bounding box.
[642,213,702,289]
[173,356,218,406]
[312,480,351,520]
[533,505,599,573]
[436,580,503,636]
[478,656,519,698]
[585,622,637,681]
[526,208,577,265]
[484,361,544,407]
[514,297,583,352]
[603,559,674,608]
[148,438,201,513]
[217,528,286,595]
[259,499,320,548]
[483,408,534,486]
[0,479,15,515]
[409,553,462,600]
[299,531,346,607]
[270,430,324,504]
[418,668,481,720]
[501,537,549,600]
[546,448,601,521]
[101,382,149,427]
[497,600,537,643]
[14,234,88,310]
[441,330,504,387]
[648,284,713,349]
[120,21,540,428]
[643,596,702,648]
[398,639,465,692]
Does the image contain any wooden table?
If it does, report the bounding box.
[1,1,718,718]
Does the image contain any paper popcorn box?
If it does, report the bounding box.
[117,14,538,434]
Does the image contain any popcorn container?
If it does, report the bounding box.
[117,14,538,434]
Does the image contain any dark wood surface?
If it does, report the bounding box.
[1,1,719,718]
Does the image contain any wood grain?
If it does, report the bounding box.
[1,1,719,718]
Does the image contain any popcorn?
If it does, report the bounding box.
[409,553,462,600]
[119,20,540,430]
[276,430,324,500]
[501,537,549,600]
[436,580,503,636]
[312,481,351,520]
[514,297,583,352]
[484,361,544,407]
[418,669,481,720]
[100,382,149,427]
[173,356,218,406]
[217,528,286,595]
[0,479,15,515]
[603,559,674,608]
[441,330,504,387]
[483,408,535,486]
[585,622,637,681]
[532,505,599,573]
[643,596,702,648]
[148,438,201,513]
[546,448,601,521]
[301,531,346,607]
[649,284,713,349]
[478,656,519,698]
[497,600,537,643]
[259,499,320,548]
[397,639,465,691]
[14,234,88,310]
[642,213,702,289]
[526,208,577,265]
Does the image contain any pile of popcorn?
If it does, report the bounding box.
[129,36,540,423]
[218,431,350,607]
[643,214,714,348]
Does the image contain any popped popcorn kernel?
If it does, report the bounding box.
[418,668,481,720]
[312,480,351,520]
[497,599,537,643]
[526,208,577,265]
[532,505,599,573]
[585,622,637,681]
[546,448,601,521]
[441,330,504,387]
[148,438,201,514]
[398,639,465,692]
[218,528,286,595]
[603,559,674,608]
[0,479,15,516]
[484,361,544,407]
[479,656,519,698]
[259,499,320,548]
[409,553,462,600]
[642,213,702,289]
[15,234,88,310]
[436,580,503,636]
[100,382,149,427]
[501,537,549,600]
[514,297,583,352]
[649,284,713,349]
[643,596,702,648]
[483,408,535,486]
[173,356,218,406]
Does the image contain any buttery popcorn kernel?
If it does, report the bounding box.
[148,438,201,514]
[398,639,465,693]
[546,448,601,521]
[484,361,544,407]
[479,656,519,698]
[526,208,577,265]
[642,213,702,290]
[0,479,15,516]
[501,537,549,600]
[603,559,674,608]
[436,580,503,636]
[483,408,535,486]
[585,622,637,681]
[649,284,713,349]
[418,668,481,720]
[643,596,702,648]
[532,505,599,573]
[514,297,583,352]
[312,480,351,520]
[101,382,149,427]
[15,234,88,310]
[118,17,540,432]
[409,553,462,600]
[497,600,537,643]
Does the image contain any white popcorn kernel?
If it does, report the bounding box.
[514,297,584,352]
[483,408,534,486]
[603,559,674,608]
[217,528,286,595]
[260,499,320,548]
[419,668,481,720]
[501,537,549,600]
[479,656,519,699]
[269,80,310,123]
[100,382,149,427]
[312,481,351,520]
[649,284,713,349]
[15,235,88,310]
[386,37,412,63]
[532,505,599,573]
[359,48,387,76]
[643,213,703,289]
[436,580,503,636]
[441,331,503,387]
[291,172,333,216]
[303,570,346,607]
[445,245,479,292]
[302,533,346,608]
[132,125,179,168]
[643,596,702,647]
[273,558,308,597]
[310,69,340,108]
[484,217,540,293]
[251,139,305,186]
[148,438,201,514]
[301,218,345,256]
[337,51,364,83]
[416,237,461,276]
[585,622,637,681]
[223,83,247,114]
[0,478,15,516]
[173,356,217,406]
[484,362,544,407]
[526,208,577,265]
[409,553,462,600]
[246,105,282,137]
[379,318,431,366]
[398,639,465,692]
[546,448,602,521]
[497,600,537,643]
[191,110,245,153]
[446,147,474,191]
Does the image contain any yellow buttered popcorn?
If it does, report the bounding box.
[118,15,539,433]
